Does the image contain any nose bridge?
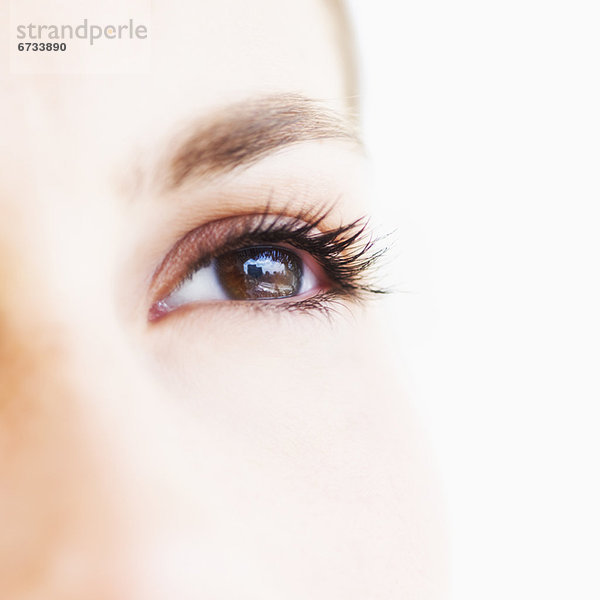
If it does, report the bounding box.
[0,176,108,413]
[0,194,208,598]
[0,207,57,419]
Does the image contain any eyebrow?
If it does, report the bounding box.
[163,94,360,190]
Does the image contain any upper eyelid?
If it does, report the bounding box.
[148,213,292,305]
[147,212,326,305]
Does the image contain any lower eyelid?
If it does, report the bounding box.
[150,293,328,323]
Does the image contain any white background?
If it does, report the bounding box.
[348,1,600,598]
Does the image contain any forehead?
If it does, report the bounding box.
[0,0,348,185]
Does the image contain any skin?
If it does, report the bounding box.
[0,1,445,598]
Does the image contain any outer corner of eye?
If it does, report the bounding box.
[148,246,326,322]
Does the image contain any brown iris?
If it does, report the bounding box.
[215,246,303,300]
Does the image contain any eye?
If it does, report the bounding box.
[147,210,387,322]
[151,245,320,317]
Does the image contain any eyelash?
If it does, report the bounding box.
[150,204,389,319]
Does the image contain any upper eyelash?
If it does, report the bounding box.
[182,203,390,301]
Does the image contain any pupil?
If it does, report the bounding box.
[215,247,303,300]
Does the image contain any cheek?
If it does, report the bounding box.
[137,312,445,591]
[142,310,403,459]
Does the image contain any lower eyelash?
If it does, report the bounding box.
[186,291,353,321]
[275,290,363,320]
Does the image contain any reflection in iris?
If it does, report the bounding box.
[217,247,303,300]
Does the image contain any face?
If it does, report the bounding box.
[0,0,445,597]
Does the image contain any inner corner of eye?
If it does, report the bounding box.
[149,246,323,319]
